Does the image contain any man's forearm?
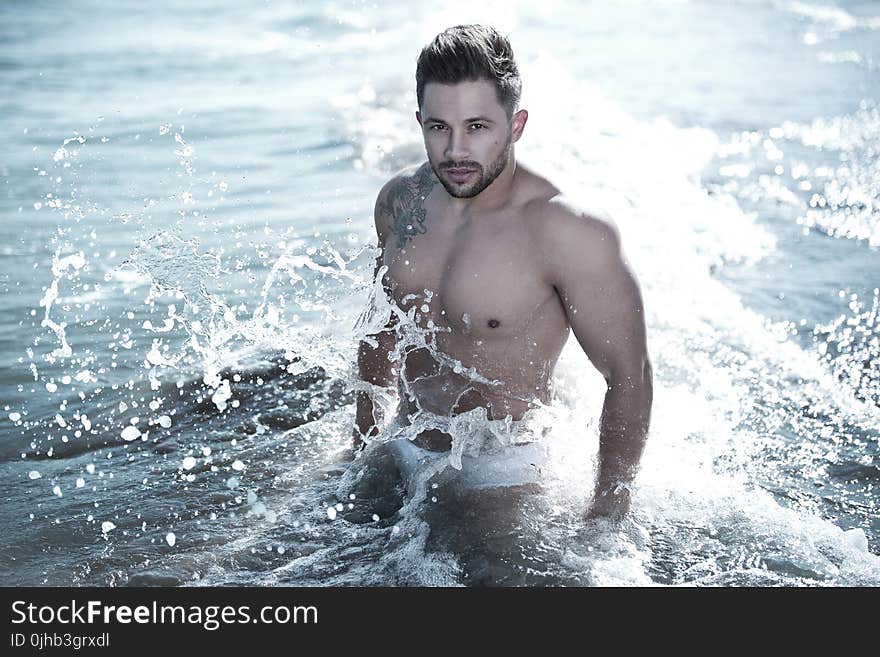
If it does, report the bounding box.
[354,333,397,445]
[594,365,653,495]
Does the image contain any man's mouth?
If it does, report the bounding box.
[444,168,477,183]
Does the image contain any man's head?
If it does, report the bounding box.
[416,25,521,119]
[415,25,528,199]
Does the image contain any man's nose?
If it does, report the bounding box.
[444,131,469,161]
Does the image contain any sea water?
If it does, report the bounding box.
[1,0,879,586]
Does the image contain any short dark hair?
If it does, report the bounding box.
[416,25,521,118]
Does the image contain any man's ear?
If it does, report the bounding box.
[511,109,529,143]
[415,110,422,126]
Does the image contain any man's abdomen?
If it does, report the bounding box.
[394,347,557,451]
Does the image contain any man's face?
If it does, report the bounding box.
[417,79,527,199]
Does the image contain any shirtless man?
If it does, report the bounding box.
[354,25,653,520]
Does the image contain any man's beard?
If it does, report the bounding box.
[432,131,513,199]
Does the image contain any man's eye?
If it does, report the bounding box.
[470,123,486,130]
[429,125,447,131]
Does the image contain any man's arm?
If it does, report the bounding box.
[353,179,400,450]
[354,261,397,448]
[540,202,653,519]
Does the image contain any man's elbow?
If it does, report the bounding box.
[606,356,653,398]
[642,357,653,405]
[606,357,653,433]
[633,355,653,397]
[642,356,653,389]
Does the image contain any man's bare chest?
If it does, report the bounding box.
[383,216,554,338]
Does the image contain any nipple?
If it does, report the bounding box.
[487,319,500,329]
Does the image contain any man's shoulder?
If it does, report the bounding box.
[527,193,622,267]
[516,165,619,244]
[373,163,434,240]
[375,163,432,207]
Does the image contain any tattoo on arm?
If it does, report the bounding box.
[378,165,437,249]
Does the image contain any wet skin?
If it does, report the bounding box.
[365,79,570,449]
[381,162,568,449]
